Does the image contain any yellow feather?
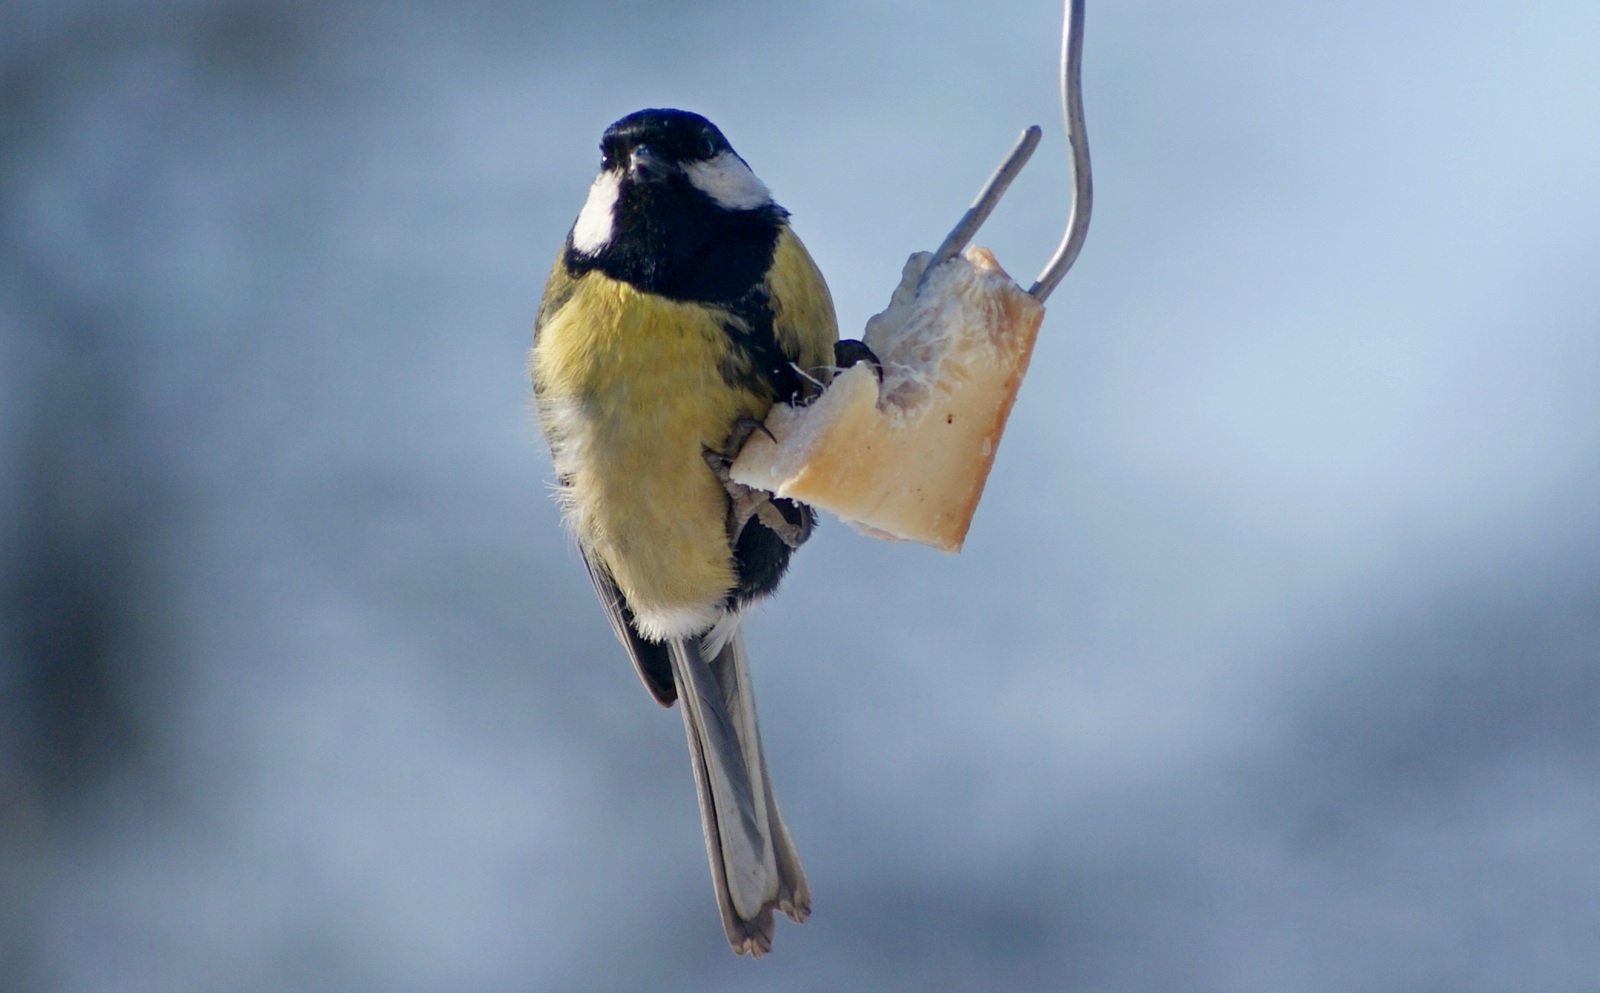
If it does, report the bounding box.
[531,226,837,638]
[768,227,838,393]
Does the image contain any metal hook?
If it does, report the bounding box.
[1030,0,1092,301]
[924,0,1092,304]
[927,126,1042,272]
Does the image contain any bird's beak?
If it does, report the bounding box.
[628,145,669,183]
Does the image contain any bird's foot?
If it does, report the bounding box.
[703,417,807,548]
[701,416,774,484]
[753,497,811,549]
[834,338,883,383]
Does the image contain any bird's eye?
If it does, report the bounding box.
[699,134,717,158]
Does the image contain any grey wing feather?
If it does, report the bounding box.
[580,550,676,706]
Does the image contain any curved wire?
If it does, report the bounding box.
[1028,0,1092,302]
[927,126,1042,272]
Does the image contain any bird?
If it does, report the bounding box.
[531,108,851,955]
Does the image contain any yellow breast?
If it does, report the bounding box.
[532,271,769,636]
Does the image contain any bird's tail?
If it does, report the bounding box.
[669,629,809,956]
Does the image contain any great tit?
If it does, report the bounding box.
[531,108,840,955]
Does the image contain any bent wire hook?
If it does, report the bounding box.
[926,0,1093,304]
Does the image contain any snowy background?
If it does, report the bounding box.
[4,1,1599,990]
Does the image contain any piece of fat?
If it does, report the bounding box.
[730,245,1044,552]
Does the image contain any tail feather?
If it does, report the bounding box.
[670,629,809,956]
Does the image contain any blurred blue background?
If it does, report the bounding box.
[4,1,1599,989]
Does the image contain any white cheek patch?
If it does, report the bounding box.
[569,169,621,255]
[684,151,772,210]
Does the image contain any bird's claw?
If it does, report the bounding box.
[834,338,883,383]
[701,416,772,482]
[704,416,806,547]
[753,498,810,549]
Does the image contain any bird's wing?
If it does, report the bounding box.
[766,226,839,396]
[533,251,579,345]
[579,548,677,706]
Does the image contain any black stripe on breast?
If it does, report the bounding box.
[716,288,806,405]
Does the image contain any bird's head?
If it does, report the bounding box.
[568,108,782,266]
